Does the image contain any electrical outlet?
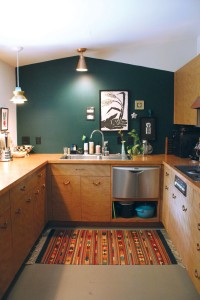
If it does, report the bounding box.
[36,137,41,144]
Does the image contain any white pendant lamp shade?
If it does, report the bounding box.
[10,47,28,104]
[76,48,88,72]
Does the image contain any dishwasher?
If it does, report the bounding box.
[112,166,160,218]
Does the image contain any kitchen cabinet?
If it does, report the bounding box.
[0,192,13,298]
[81,176,110,221]
[188,188,200,293]
[50,164,110,222]
[161,165,171,231]
[10,167,47,274]
[174,54,200,125]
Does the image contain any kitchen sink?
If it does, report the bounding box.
[60,154,129,160]
[174,165,200,182]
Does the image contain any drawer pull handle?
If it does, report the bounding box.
[165,186,169,190]
[165,172,169,176]
[172,193,176,199]
[42,183,46,189]
[26,198,31,203]
[198,223,200,231]
[0,221,8,229]
[182,205,187,212]
[63,181,70,185]
[35,189,40,195]
[197,243,200,251]
[195,269,200,279]
[15,208,22,214]
[20,185,26,191]
[93,181,101,186]
[38,173,42,178]
[75,168,85,171]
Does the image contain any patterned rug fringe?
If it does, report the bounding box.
[26,229,52,265]
[160,229,184,268]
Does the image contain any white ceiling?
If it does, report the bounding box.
[0,0,200,71]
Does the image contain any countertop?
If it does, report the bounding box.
[0,153,200,196]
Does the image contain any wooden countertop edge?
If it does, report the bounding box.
[0,153,199,196]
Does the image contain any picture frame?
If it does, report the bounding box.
[140,117,156,141]
[100,90,128,131]
[135,100,144,110]
[0,108,8,131]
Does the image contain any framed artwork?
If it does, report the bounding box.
[86,106,95,120]
[0,108,8,131]
[100,90,128,131]
[140,117,156,141]
[135,100,144,110]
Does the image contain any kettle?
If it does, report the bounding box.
[142,140,153,155]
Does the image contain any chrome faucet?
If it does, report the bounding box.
[90,129,105,155]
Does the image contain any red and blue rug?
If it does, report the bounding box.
[35,229,177,265]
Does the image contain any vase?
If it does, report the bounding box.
[121,141,126,156]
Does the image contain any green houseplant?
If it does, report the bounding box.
[127,129,143,158]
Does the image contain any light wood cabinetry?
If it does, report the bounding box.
[161,165,171,230]
[50,164,111,222]
[188,188,200,293]
[10,166,47,274]
[0,192,13,298]
[174,54,200,125]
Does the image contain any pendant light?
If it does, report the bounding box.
[76,48,88,72]
[10,47,28,104]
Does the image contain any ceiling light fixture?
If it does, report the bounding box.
[76,48,88,72]
[10,47,28,104]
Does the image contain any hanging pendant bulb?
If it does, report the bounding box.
[10,47,28,104]
[76,48,88,72]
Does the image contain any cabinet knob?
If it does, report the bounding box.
[93,181,101,186]
[172,193,176,199]
[194,269,200,279]
[26,197,31,203]
[42,183,46,189]
[165,172,169,176]
[20,185,26,191]
[165,186,169,190]
[15,208,22,214]
[35,189,40,195]
[197,243,200,251]
[63,181,70,185]
[182,205,187,212]
[0,221,8,229]
[38,173,42,178]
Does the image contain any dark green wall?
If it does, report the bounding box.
[17,56,174,154]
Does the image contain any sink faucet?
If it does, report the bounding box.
[90,129,105,155]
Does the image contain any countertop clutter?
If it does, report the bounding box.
[0,153,200,195]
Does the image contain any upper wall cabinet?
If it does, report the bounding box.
[174,54,200,125]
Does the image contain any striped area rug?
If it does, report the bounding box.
[35,229,177,265]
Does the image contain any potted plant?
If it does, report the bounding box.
[127,129,143,158]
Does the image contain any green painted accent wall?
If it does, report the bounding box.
[17,56,174,154]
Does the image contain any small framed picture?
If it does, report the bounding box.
[86,106,95,120]
[100,90,128,131]
[140,117,156,141]
[0,108,8,131]
[135,100,144,110]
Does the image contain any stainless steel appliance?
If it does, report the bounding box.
[112,166,160,199]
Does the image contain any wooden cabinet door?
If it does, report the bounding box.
[162,166,171,230]
[188,189,200,293]
[11,191,34,273]
[167,170,192,268]
[52,175,81,221]
[81,176,111,221]
[0,192,13,298]
[33,182,46,239]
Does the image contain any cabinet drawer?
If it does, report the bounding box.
[10,175,37,200]
[50,164,110,176]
